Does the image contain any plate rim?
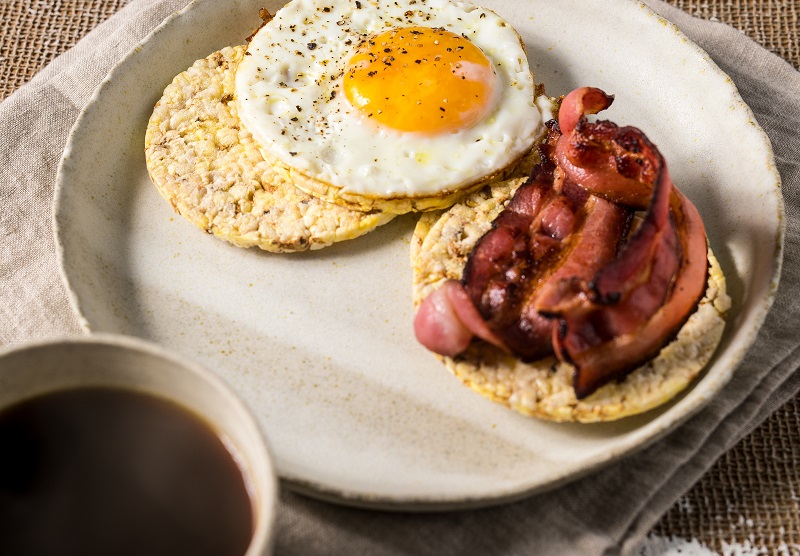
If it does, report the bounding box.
[52,0,785,510]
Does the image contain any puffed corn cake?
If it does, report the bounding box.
[258,148,526,215]
[145,46,394,252]
[411,164,732,423]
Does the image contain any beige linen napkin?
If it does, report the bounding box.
[1,1,798,554]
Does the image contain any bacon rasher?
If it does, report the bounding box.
[414,87,708,398]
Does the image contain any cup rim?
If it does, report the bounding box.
[0,333,277,556]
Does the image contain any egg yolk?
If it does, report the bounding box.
[343,27,498,134]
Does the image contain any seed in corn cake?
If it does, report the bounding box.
[144,45,394,252]
[234,0,553,215]
[410,165,731,423]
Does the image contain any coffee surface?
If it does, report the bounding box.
[0,387,253,556]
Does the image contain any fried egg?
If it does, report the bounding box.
[235,0,544,208]
[144,46,394,252]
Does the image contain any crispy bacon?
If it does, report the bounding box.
[460,128,631,361]
[458,133,564,361]
[414,87,708,399]
[545,87,708,397]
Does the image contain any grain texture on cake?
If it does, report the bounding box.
[145,46,393,252]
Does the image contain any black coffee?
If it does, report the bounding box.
[0,387,254,556]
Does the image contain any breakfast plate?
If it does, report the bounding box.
[54,0,783,508]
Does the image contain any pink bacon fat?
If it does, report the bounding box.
[413,87,708,399]
[413,279,506,358]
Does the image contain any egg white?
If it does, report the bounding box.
[235,0,543,198]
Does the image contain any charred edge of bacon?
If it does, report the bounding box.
[458,125,566,361]
[555,89,707,398]
[460,122,561,307]
[414,86,708,402]
[589,154,670,303]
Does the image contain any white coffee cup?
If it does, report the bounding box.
[0,334,276,555]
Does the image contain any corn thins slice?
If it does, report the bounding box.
[145,46,393,252]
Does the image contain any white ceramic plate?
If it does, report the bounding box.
[54,0,783,509]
